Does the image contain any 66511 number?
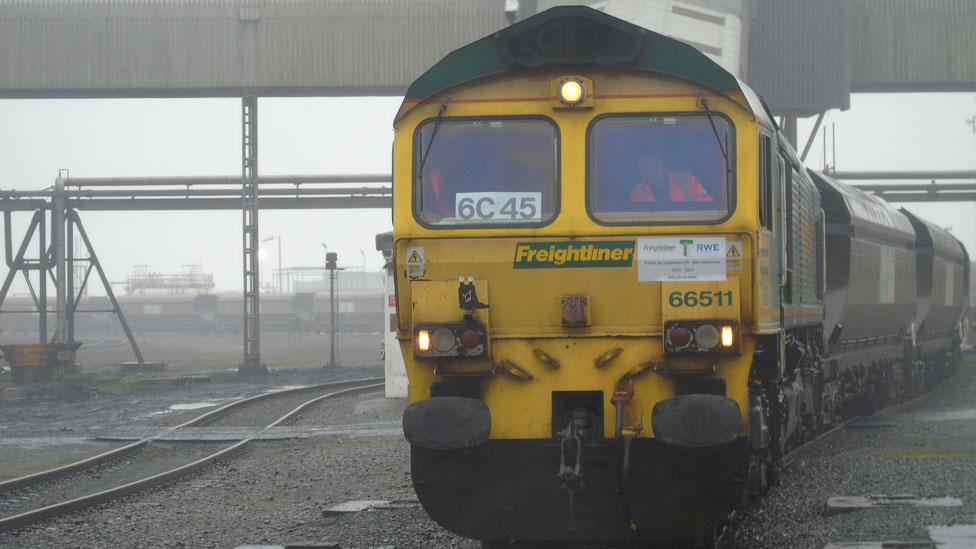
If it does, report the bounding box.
[668,290,734,307]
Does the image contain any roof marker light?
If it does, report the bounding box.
[559,79,585,105]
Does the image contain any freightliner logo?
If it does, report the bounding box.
[513,241,636,269]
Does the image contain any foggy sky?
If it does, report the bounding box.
[0,93,974,296]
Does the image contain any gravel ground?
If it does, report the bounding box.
[0,439,125,482]
[40,332,384,376]
[725,357,976,548]
[291,390,391,427]
[3,354,975,548]
[0,441,227,518]
[0,365,383,480]
[0,408,475,548]
[193,387,376,429]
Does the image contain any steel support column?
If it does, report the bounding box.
[53,178,67,344]
[66,208,75,344]
[240,95,266,374]
[38,208,47,343]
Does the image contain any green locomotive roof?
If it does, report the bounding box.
[403,5,746,105]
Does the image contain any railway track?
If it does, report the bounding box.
[0,377,383,533]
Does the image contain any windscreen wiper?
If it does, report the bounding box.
[416,101,450,180]
[698,97,731,179]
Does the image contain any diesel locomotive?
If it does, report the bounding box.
[390,6,969,546]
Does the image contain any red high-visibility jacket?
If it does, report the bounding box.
[628,171,714,203]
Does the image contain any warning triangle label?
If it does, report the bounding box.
[726,244,740,258]
[408,250,422,263]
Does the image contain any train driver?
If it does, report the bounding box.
[627,150,714,206]
[426,166,455,217]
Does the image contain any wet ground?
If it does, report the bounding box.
[3,344,976,547]
[70,332,385,374]
[0,359,383,481]
[0,376,441,549]
[0,331,383,378]
[727,356,976,548]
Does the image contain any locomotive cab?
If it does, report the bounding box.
[391,6,826,544]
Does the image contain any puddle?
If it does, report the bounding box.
[846,421,899,429]
[912,409,976,422]
[880,450,976,460]
[880,408,976,424]
[145,400,223,416]
[170,401,220,411]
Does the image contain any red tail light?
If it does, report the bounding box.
[667,326,691,348]
[460,329,481,350]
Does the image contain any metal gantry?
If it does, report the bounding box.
[0,179,148,368]
[0,172,390,373]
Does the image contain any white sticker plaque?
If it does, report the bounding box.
[637,237,727,281]
[405,246,425,279]
[454,192,541,223]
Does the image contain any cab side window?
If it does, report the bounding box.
[777,151,789,288]
[759,134,773,230]
[784,158,795,269]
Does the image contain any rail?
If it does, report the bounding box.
[0,377,384,532]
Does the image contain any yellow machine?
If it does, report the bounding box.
[392,6,811,546]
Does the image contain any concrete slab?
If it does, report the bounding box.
[235,544,339,549]
[824,543,936,548]
[370,499,420,511]
[824,525,976,549]
[322,500,390,516]
[827,495,963,514]
[928,524,976,548]
[352,397,407,416]
[320,498,420,517]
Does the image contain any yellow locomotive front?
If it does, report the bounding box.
[393,7,782,544]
